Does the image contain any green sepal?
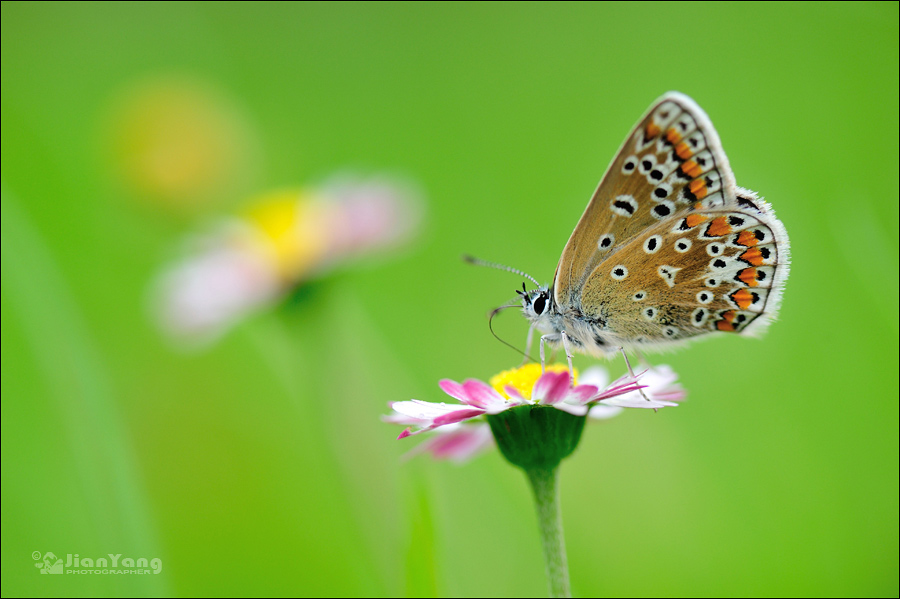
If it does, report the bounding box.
[487,405,586,471]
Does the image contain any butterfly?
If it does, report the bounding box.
[493,92,791,373]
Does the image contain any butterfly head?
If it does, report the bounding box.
[517,282,553,325]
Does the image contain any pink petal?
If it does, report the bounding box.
[391,400,461,422]
[432,408,485,427]
[592,376,645,401]
[533,370,571,405]
[438,379,470,403]
[409,425,494,462]
[593,364,685,408]
[639,364,686,402]
[653,389,687,402]
[598,396,678,409]
[579,366,610,388]
[587,405,624,420]
[565,384,599,405]
[641,365,678,388]
[552,403,589,416]
[461,379,507,411]
[504,385,528,404]
[383,413,428,426]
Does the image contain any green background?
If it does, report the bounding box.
[2,2,897,596]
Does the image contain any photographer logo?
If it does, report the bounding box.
[32,550,162,575]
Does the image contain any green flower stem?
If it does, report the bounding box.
[487,406,582,597]
[527,466,571,598]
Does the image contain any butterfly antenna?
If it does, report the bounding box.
[488,303,535,363]
[462,255,541,288]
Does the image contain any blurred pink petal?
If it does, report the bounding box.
[152,176,424,346]
[404,424,494,463]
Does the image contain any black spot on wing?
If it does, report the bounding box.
[737,194,760,211]
[613,199,636,215]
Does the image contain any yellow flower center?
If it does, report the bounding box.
[490,363,577,400]
[243,190,329,281]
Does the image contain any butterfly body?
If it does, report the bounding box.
[520,92,790,362]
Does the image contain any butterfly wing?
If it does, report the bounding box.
[579,187,791,350]
[555,92,737,306]
[554,92,790,351]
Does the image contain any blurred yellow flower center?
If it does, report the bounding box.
[243,190,328,281]
[490,364,577,400]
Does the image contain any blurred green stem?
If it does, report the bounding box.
[527,467,571,598]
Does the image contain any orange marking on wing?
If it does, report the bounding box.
[646,122,661,138]
[706,216,731,236]
[689,178,708,199]
[685,213,708,228]
[666,127,681,145]
[716,320,736,332]
[739,248,764,266]
[738,268,759,287]
[731,289,754,310]
[681,160,702,178]
[693,202,704,210]
[675,141,693,160]
[716,310,737,332]
[666,128,682,144]
[736,230,760,247]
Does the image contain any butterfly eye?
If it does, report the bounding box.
[532,294,548,316]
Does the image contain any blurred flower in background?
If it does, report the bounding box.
[152,175,423,345]
[103,77,262,212]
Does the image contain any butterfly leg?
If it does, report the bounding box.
[522,322,537,366]
[539,333,560,373]
[560,331,575,384]
[618,347,654,408]
[634,349,651,369]
[539,334,548,372]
